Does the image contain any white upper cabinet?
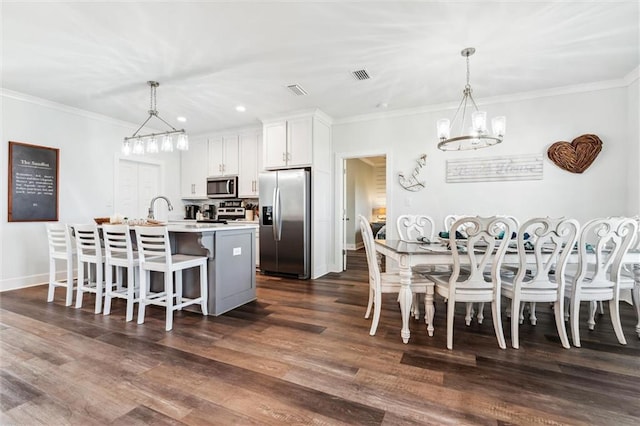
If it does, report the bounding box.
[180,138,208,199]
[208,135,239,177]
[263,116,312,169]
[238,131,262,198]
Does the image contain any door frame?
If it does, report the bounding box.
[333,149,391,271]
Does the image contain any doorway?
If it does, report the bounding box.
[341,155,387,271]
[115,157,165,220]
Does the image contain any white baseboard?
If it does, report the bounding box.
[1,273,49,292]
[345,242,364,251]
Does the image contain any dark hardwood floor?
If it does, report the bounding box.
[1,250,639,425]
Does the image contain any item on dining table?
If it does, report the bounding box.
[438,230,467,240]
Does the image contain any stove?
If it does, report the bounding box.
[216,207,245,220]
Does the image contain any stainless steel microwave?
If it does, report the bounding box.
[207,176,238,199]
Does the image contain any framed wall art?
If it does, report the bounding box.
[8,141,59,222]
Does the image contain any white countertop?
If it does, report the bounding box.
[167,221,258,233]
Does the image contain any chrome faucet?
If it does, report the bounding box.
[147,196,173,220]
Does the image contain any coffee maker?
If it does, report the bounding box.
[202,204,216,219]
[184,204,200,220]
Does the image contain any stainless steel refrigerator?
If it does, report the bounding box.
[259,168,310,279]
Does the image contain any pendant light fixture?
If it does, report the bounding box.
[436,48,505,151]
[122,81,188,155]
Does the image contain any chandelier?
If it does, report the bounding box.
[436,48,505,151]
[122,81,188,155]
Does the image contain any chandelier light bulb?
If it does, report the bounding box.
[133,138,145,155]
[176,133,189,151]
[146,136,159,153]
[437,119,451,141]
[161,135,173,152]
[492,116,506,137]
[472,111,487,133]
[122,140,132,156]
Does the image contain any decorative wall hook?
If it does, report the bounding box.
[398,154,427,191]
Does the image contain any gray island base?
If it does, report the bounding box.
[162,223,257,316]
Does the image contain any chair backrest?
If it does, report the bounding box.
[134,225,172,266]
[46,223,73,259]
[443,214,475,235]
[358,215,381,292]
[102,224,135,264]
[73,224,102,260]
[514,217,579,291]
[448,216,516,292]
[397,214,435,242]
[574,217,639,289]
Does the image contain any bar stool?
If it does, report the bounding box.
[102,224,140,322]
[46,223,76,306]
[134,225,208,331]
[74,223,106,314]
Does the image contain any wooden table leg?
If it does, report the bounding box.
[398,254,413,344]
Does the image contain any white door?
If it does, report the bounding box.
[116,159,162,220]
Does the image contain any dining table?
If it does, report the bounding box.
[374,238,640,344]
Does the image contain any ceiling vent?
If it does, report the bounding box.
[351,69,371,81]
[287,84,308,96]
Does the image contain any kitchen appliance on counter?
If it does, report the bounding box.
[217,207,245,221]
[202,204,216,219]
[184,204,200,220]
[207,176,238,199]
[259,168,310,279]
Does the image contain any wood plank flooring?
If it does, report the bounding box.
[1,250,639,425]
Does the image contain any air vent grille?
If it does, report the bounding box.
[287,84,308,96]
[351,69,371,81]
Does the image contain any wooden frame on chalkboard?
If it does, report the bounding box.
[8,141,59,222]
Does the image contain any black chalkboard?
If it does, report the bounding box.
[8,141,59,222]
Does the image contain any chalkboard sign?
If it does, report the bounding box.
[8,141,59,222]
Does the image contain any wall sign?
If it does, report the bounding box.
[446,154,543,183]
[8,141,59,222]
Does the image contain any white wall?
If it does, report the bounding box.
[331,83,637,270]
[1,91,182,291]
[627,78,640,215]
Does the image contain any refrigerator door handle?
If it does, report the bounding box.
[273,187,282,241]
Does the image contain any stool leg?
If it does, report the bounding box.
[104,263,113,316]
[75,261,85,309]
[65,257,74,306]
[94,262,103,314]
[200,262,208,316]
[175,270,183,311]
[165,272,174,331]
[137,269,148,325]
[125,266,135,322]
[47,257,56,303]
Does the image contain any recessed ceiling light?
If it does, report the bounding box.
[377,103,388,109]
[235,105,246,112]
[176,116,187,123]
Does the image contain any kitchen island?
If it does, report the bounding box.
[164,222,257,316]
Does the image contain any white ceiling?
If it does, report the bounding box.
[2,1,639,136]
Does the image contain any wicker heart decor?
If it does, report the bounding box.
[547,134,603,174]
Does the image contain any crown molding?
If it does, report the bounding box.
[334,76,634,126]
[0,88,142,131]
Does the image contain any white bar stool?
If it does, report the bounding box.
[46,223,76,306]
[134,225,208,331]
[102,224,140,322]
[74,223,106,314]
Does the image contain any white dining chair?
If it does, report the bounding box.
[359,215,433,336]
[424,216,515,350]
[135,225,208,331]
[46,223,76,306]
[74,223,106,314]
[567,216,638,347]
[501,217,579,349]
[102,224,140,322]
